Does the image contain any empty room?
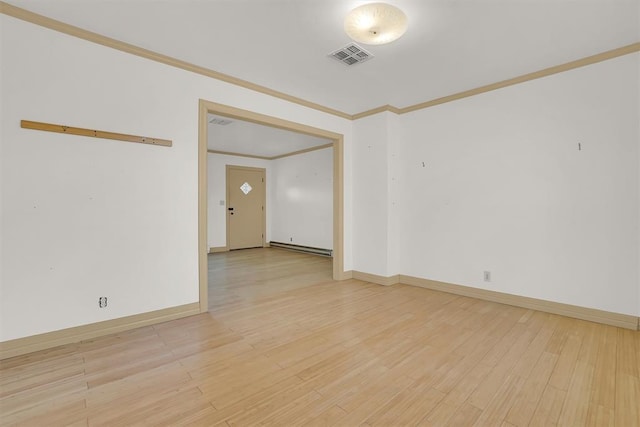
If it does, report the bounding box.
[1,0,639,425]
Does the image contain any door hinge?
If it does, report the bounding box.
[262,178,264,182]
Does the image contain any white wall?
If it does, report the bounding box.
[387,113,402,276]
[207,148,333,251]
[207,153,272,248]
[351,113,393,276]
[2,11,636,345]
[0,15,353,342]
[397,54,639,316]
[271,147,333,249]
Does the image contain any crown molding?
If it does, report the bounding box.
[398,42,640,116]
[352,104,402,120]
[1,2,638,121]
[207,142,333,161]
[207,149,271,160]
[0,1,353,120]
[351,42,640,120]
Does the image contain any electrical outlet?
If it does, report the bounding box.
[98,296,108,308]
[483,271,491,282]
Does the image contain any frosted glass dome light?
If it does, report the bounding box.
[344,3,408,45]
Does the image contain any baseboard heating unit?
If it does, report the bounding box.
[269,241,332,257]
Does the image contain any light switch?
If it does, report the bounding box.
[220,200,225,206]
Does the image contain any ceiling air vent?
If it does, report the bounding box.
[328,43,373,66]
[209,117,233,125]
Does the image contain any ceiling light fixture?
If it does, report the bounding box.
[344,2,408,45]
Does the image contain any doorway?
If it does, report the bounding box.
[226,165,266,250]
[198,100,345,312]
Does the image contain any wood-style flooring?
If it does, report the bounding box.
[1,248,639,426]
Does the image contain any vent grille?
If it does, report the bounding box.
[209,117,233,125]
[328,43,373,66]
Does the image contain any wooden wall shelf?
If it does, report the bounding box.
[20,120,172,147]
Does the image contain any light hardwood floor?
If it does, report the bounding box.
[1,248,639,426]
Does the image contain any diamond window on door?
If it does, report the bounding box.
[240,182,252,195]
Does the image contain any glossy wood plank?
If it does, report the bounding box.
[21,120,172,147]
[1,248,639,426]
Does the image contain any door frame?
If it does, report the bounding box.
[198,99,346,312]
[225,165,267,250]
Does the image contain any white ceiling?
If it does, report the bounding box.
[6,0,638,116]
[208,115,332,158]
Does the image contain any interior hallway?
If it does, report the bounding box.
[208,248,333,311]
[0,248,638,425]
